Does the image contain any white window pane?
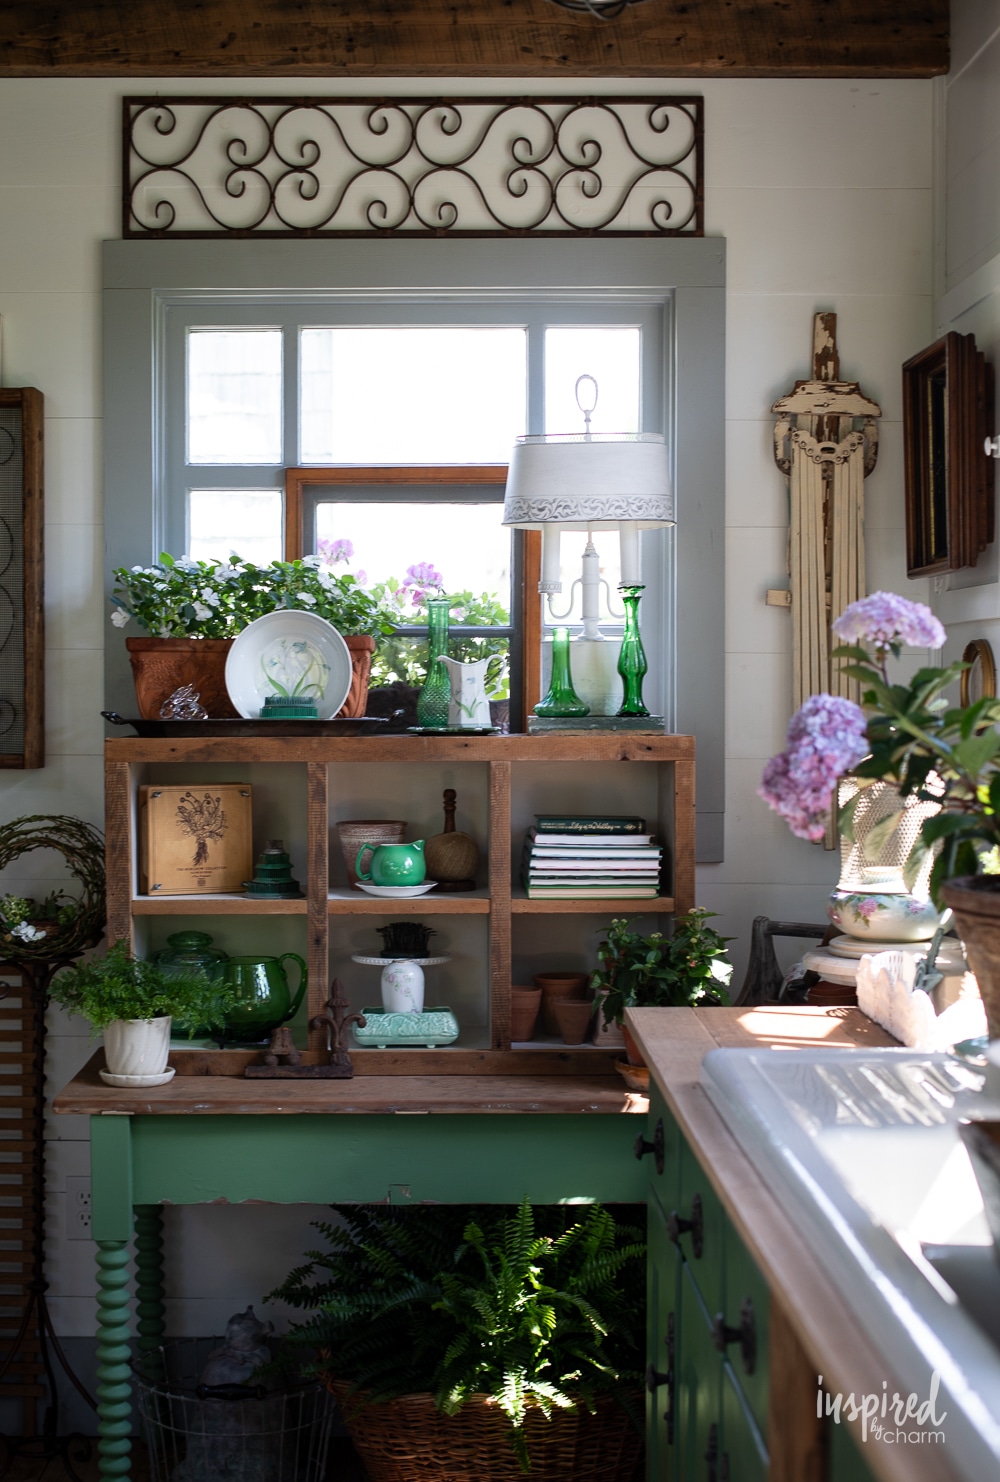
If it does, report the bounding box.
[544,327,640,435]
[188,490,283,566]
[300,328,526,464]
[544,529,622,628]
[314,502,510,617]
[187,330,282,465]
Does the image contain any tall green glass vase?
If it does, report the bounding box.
[616,585,650,717]
[535,627,589,717]
[416,598,453,728]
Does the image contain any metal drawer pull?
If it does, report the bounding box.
[712,1295,757,1375]
[645,1361,669,1391]
[666,1191,704,1257]
[633,1116,665,1175]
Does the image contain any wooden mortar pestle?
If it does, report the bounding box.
[424,789,478,892]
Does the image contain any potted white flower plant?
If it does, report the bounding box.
[49,940,236,1083]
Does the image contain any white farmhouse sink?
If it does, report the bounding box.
[701,1047,1000,1479]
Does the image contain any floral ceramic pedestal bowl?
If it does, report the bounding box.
[827,867,944,943]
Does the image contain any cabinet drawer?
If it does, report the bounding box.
[676,1263,722,1482]
[646,1194,680,1482]
[720,1219,770,1435]
[643,1084,681,1213]
[721,1361,768,1482]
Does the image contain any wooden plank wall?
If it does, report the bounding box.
[0,1,948,78]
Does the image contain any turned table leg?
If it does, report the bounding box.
[134,1205,166,1356]
[95,1241,132,1479]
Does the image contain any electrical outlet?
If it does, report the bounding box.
[66,1176,92,1240]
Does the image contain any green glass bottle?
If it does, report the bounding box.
[535,627,589,717]
[416,597,453,728]
[616,585,650,717]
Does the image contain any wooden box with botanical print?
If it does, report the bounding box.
[138,783,252,894]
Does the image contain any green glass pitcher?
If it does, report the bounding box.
[218,952,308,1043]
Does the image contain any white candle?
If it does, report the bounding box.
[618,522,640,586]
[540,525,562,593]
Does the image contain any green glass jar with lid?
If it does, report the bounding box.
[150,930,229,980]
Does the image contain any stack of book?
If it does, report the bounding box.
[520,815,662,899]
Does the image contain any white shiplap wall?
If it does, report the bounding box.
[0,75,934,1353]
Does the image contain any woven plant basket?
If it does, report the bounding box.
[327,1381,643,1482]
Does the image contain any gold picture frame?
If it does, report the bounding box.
[960,638,997,707]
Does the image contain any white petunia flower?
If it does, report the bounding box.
[295,592,317,607]
[200,588,221,606]
[110,609,130,628]
[192,602,212,621]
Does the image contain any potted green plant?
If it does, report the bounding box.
[111,553,396,718]
[270,1199,645,1481]
[49,940,236,1083]
[591,910,733,1067]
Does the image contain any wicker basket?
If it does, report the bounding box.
[328,1381,643,1482]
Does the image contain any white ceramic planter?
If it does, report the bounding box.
[827,866,945,943]
[103,1016,172,1077]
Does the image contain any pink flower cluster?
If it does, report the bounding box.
[758,693,869,842]
[832,591,945,651]
[403,561,444,606]
[317,537,354,565]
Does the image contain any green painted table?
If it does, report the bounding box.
[54,1058,646,1481]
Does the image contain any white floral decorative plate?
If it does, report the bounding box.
[225,611,352,720]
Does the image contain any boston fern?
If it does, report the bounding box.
[270,1200,645,1471]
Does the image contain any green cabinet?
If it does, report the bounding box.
[640,1098,771,1480]
[829,1413,880,1482]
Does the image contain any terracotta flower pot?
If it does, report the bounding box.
[621,1023,645,1068]
[126,637,237,719]
[941,876,1000,1038]
[510,986,542,1042]
[533,972,589,1035]
[343,635,376,719]
[554,997,595,1045]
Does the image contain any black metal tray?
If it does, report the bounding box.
[102,711,391,738]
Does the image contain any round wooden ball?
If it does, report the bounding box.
[425,829,479,882]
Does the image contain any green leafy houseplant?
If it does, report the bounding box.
[592,909,733,1030]
[49,940,234,1035]
[270,1199,645,1472]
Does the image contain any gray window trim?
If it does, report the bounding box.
[103,237,725,860]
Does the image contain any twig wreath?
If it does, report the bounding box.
[0,815,105,960]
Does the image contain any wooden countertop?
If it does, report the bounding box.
[53,1053,644,1116]
[626,1005,959,1482]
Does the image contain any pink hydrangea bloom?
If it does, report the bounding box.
[758,693,869,842]
[832,591,945,650]
[404,561,443,591]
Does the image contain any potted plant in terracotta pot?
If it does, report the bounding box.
[49,940,237,1084]
[270,1198,645,1481]
[759,591,1000,1040]
[111,552,395,719]
[592,911,733,1068]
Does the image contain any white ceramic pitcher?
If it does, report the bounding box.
[437,656,492,728]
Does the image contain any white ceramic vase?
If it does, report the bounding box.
[103,1016,172,1078]
[827,866,945,943]
[380,960,425,1014]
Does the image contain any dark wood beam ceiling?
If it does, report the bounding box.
[0,1,948,79]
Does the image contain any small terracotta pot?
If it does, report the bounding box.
[806,980,858,1007]
[554,998,595,1045]
[335,820,408,888]
[510,986,542,1042]
[533,972,589,1035]
[622,1023,645,1068]
[127,637,237,719]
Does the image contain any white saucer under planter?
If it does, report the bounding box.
[100,1068,177,1088]
[103,1015,172,1081]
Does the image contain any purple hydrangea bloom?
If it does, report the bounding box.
[832,591,945,651]
[758,693,869,842]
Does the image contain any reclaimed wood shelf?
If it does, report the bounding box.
[106,732,695,1075]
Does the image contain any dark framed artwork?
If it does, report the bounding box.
[903,331,995,578]
[0,390,43,769]
[961,638,997,707]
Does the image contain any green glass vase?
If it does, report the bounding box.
[616,585,650,717]
[416,598,453,728]
[535,627,589,717]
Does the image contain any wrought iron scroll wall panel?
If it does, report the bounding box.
[0,391,43,771]
[123,96,703,238]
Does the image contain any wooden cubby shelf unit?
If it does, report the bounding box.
[105,733,695,1076]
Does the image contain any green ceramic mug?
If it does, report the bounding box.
[218,952,308,1043]
[355,840,426,887]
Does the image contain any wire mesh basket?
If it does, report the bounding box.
[837,776,941,893]
[133,1339,335,1482]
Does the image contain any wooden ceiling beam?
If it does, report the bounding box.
[0,1,948,79]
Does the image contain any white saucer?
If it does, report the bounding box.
[355,882,438,898]
[99,1067,176,1088]
[827,933,965,970]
